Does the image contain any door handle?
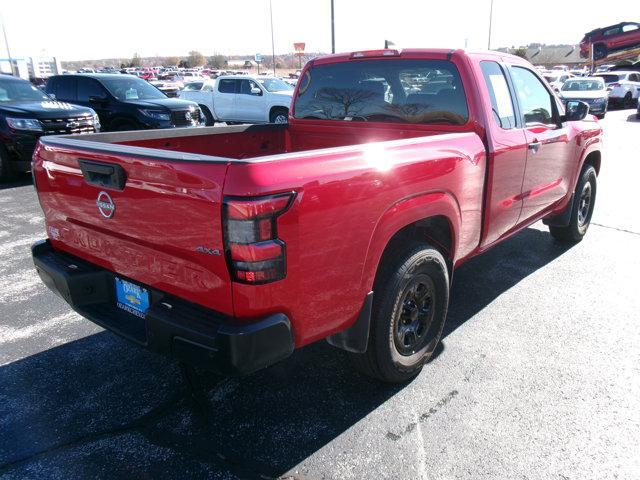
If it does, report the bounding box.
[528,141,541,153]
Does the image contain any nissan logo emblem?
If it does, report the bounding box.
[96,191,115,219]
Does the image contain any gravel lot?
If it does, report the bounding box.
[1,109,639,480]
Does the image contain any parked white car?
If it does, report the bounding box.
[178,75,294,124]
[543,71,574,92]
[559,77,608,118]
[594,71,640,107]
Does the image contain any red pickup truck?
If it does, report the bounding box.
[31,49,602,383]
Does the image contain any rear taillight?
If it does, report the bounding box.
[223,192,295,284]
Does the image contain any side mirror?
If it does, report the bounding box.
[563,100,589,122]
[250,86,262,96]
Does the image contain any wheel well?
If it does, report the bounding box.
[270,106,288,117]
[583,151,601,176]
[376,216,453,282]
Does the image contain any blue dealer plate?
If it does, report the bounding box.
[115,277,150,318]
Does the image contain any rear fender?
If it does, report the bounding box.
[359,191,461,292]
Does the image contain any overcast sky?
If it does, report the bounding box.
[0,0,636,61]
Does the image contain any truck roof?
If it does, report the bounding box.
[310,48,530,65]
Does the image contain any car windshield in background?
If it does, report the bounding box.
[562,80,604,91]
[293,59,468,125]
[544,75,559,83]
[183,82,204,91]
[0,78,50,103]
[257,77,294,92]
[99,76,166,101]
[596,74,622,85]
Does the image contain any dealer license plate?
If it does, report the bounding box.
[115,277,149,318]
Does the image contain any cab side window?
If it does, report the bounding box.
[480,61,516,129]
[239,80,261,95]
[510,67,555,125]
[77,78,106,102]
[218,79,237,94]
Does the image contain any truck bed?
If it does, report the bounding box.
[42,123,448,161]
[34,122,486,347]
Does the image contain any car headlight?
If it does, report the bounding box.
[139,109,171,121]
[6,117,43,132]
[92,113,101,126]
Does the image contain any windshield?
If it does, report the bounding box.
[596,74,622,84]
[544,75,559,83]
[561,80,604,91]
[99,76,166,100]
[293,59,468,125]
[0,78,50,103]
[257,77,294,92]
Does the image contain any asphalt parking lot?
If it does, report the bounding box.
[1,109,639,480]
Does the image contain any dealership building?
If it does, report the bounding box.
[0,56,62,80]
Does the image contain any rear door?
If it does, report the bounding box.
[33,141,234,315]
[478,60,529,246]
[509,65,574,223]
[215,78,238,120]
[616,23,639,49]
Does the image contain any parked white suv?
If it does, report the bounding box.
[178,75,294,124]
[543,71,574,92]
[595,71,640,107]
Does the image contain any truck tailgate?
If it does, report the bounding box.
[32,141,234,315]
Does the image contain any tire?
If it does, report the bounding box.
[593,44,607,61]
[0,145,16,183]
[269,108,289,124]
[350,243,450,383]
[200,105,215,126]
[624,92,633,108]
[549,165,597,243]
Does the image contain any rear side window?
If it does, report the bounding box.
[48,77,77,101]
[480,61,516,129]
[596,74,622,84]
[218,79,237,94]
[510,67,554,125]
[293,59,468,125]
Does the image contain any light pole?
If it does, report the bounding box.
[487,0,494,50]
[269,0,276,76]
[1,13,15,76]
[331,0,335,54]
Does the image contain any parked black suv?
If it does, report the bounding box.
[45,74,204,132]
[1,74,99,181]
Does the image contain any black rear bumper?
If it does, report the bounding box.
[31,240,294,375]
